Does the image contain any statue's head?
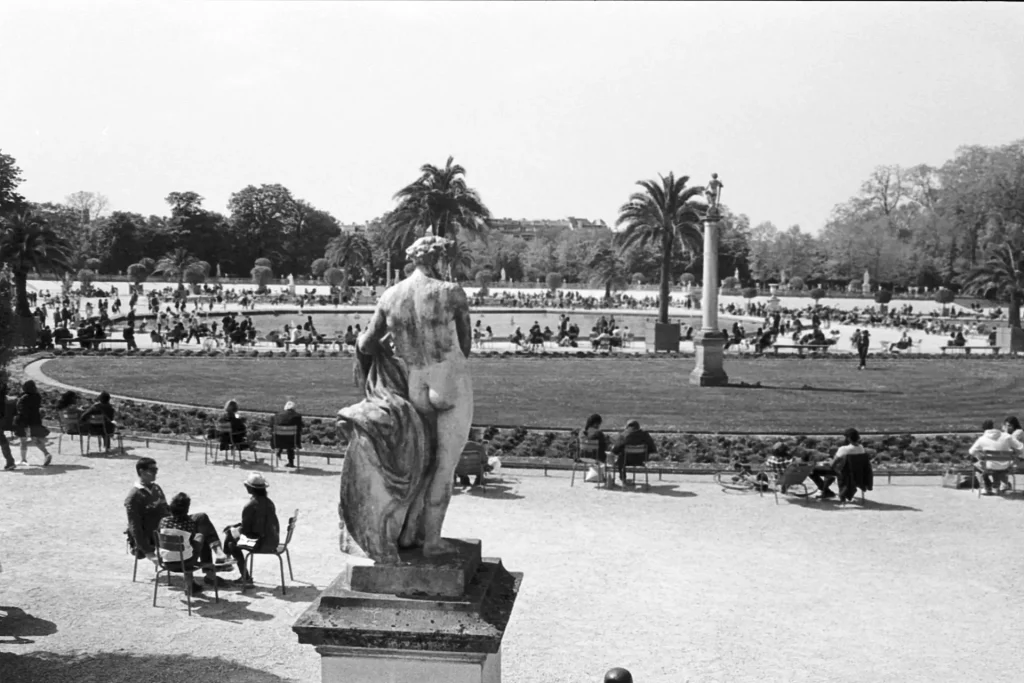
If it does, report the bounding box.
[406,235,452,278]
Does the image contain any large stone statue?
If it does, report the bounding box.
[336,235,473,564]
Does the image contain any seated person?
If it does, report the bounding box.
[271,401,303,468]
[53,325,73,348]
[219,399,251,450]
[509,327,525,348]
[610,419,657,485]
[889,332,913,352]
[150,329,165,347]
[968,419,1023,495]
[56,390,83,434]
[158,492,234,593]
[456,428,488,488]
[580,413,609,464]
[809,427,865,499]
[484,326,494,341]
[80,390,117,452]
[950,330,967,347]
[221,473,280,587]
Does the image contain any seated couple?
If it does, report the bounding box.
[125,458,279,592]
[969,418,1023,495]
[580,414,656,486]
[765,428,873,501]
[57,390,118,453]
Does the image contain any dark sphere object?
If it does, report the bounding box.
[604,667,633,683]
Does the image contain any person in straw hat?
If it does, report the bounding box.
[221,472,280,587]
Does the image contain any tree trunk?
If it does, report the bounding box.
[659,232,671,325]
[13,271,31,317]
[605,282,611,300]
[1011,290,1021,329]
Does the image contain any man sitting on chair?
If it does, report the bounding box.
[80,390,117,453]
[272,401,303,468]
[968,419,1023,495]
[611,419,657,486]
[158,492,234,594]
[456,428,488,489]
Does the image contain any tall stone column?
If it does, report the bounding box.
[690,174,729,386]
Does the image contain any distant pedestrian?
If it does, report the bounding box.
[853,328,870,370]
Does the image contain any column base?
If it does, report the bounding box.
[689,330,729,386]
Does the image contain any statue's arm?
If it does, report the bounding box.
[357,303,388,355]
[453,287,472,358]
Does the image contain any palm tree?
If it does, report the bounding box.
[0,209,72,316]
[960,238,1024,328]
[388,156,491,244]
[325,233,374,288]
[615,173,705,324]
[588,247,628,300]
[152,247,199,284]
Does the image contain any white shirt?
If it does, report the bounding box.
[968,429,1023,471]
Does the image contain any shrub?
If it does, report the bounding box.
[741,287,758,299]
[722,276,739,290]
[324,267,345,287]
[311,258,328,278]
[254,258,273,269]
[788,276,805,291]
[630,272,647,285]
[77,268,96,291]
[126,263,148,290]
[679,273,696,286]
[809,287,825,302]
[476,269,492,297]
[545,272,563,291]
[875,289,893,305]
[935,288,955,305]
[251,265,273,293]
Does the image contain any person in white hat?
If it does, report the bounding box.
[221,472,280,587]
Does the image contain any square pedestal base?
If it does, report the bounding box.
[294,539,521,683]
[320,646,500,683]
[690,330,729,386]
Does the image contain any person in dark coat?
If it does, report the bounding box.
[610,419,657,485]
[80,390,117,452]
[0,375,15,470]
[13,380,52,466]
[271,401,303,468]
[221,472,281,587]
[219,399,250,450]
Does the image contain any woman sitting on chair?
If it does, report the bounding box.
[222,473,280,587]
[581,413,609,464]
[80,390,117,452]
[220,399,250,451]
[56,391,83,434]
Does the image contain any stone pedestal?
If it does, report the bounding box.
[652,321,681,352]
[689,330,729,386]
[293,539,522,683]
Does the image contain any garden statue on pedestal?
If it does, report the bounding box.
[337,235,474,563]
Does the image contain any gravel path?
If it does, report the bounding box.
[1,443,1021,682]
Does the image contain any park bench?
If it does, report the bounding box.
[94,339,130,350]
[771,343,831,357]
[940,345,1000,356]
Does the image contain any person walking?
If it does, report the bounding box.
[854,328,870,370]
[13,380,52,466]
[0,374,16,470]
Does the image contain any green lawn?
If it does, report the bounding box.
[42,356,1023,433]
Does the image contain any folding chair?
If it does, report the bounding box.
[210,420,255,467]
[83,413,123,455]
[56,413,84,455]
[239,510,298,595]
[764,461,814,504]
[621,445,650,490]
[152,530,220,615]
[571,438,602,487]
[971,450,1018,497]
[454,442,487,491]
[271,424,299,472]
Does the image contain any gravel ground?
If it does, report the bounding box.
[1,441,1021,683]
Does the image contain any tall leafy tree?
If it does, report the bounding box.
[0,209,73,315]
[325,233,374,288]
[387,156,491,248]
[152,247,200,284]
[960,237,1024,328]
[587,247,628,300]
[615,173,704,324]
[0,150,26,217]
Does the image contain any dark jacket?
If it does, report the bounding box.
[219,411,247,448]
[833,450,873,501]
[241,495,280,552]
[81,401,116,432]
[580,428,609,463]
[124,482,170,557]
[271,409,303,449]
[13,391,44,436]
[612,429,657,464]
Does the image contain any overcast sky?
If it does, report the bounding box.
[2,2,1022,233]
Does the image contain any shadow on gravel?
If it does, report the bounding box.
[17,464,91,476]
[243,583,321,604]
[0,607,58,644]
[0,652,292,683]
[811,499,922,512]
[459,482,525,501]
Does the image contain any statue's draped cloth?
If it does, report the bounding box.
[337,347,436,564]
